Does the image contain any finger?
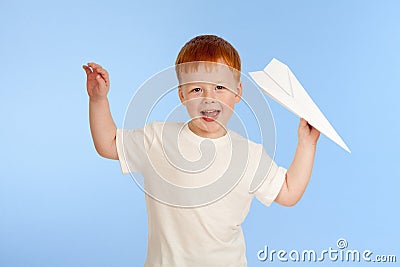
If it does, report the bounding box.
[87,62,109,85]
[299,117,308,128]
[88,63,108,81]
[96,74,107,86]
[87,62,103,73]
[87,62,101,69]
[82,65,92,75]
[312,127,321,137]
[91,65,107,81]
[93,66,106,76]
[96,68,109,83]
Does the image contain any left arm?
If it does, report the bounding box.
[274,118,320,207]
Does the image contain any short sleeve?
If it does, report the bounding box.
[253,147,287,206]
[116,123,155,175]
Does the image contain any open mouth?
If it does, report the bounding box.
[200,109,221,122]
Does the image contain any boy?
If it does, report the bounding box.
[83,35,320,266]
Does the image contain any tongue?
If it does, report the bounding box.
[202,111,219,122]
[204,111,219,117]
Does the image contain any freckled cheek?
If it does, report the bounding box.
[218,97,236,112]
[184,101,200,118]
[221,107,234,120]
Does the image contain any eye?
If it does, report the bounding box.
[191,87,202,93]
[216,85,225,90]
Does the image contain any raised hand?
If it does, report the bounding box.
[83,62,110,100]
[298,118,320,147]
[83,62,118,159]
[274,118,320,207]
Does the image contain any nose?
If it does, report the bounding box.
[202,88,215,103]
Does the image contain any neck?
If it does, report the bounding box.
[188,120,227,139]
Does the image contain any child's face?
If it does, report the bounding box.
[178,61,242,138]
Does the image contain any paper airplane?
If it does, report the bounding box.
[249,58,350,153]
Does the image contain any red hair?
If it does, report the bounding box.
[175,35,241,80]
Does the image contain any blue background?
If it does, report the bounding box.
[1,0,399,266]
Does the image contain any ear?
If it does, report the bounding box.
[235,81,242,103]
[178,86,185,104]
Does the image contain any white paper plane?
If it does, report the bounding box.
[249,58,351,153]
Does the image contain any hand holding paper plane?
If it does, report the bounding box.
[249,58,350,153]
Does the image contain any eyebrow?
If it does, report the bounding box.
[180,80,230,88]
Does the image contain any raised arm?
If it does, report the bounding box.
[83,62,118,160]
[274,118,320,207]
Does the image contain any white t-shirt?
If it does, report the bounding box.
[116,121,286,267]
